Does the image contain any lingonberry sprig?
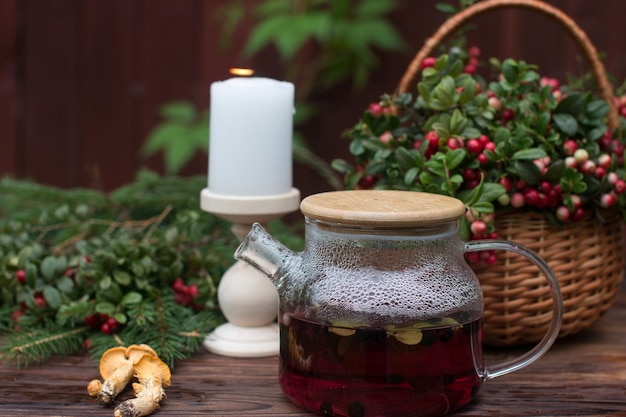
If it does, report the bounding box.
[333,47,626,265]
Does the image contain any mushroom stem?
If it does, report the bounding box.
[113,380,166,417]
[87,344,158,405]
[87,379,103,398]
[113,354,171,417]
[97,361,134,404]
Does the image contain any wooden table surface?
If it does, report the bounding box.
[2,287,625,417]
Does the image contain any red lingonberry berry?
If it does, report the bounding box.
[600,193,617,208]
[597,153,612,168]
[477,153,489,165]
[536,193,549,208]
[555,206,571,222]
[470,220,487,236]
[357,175,377,189]
[465,210,478,222]
[446,138,462,150]
[611,141,625,156]
[533,159,546,173]
[498,177,513,192]
[468,46,481,58]
[580,160,596,175]
[538,181,551,193]
[570,194,583,210]
[34,295,47,309]
[599,133,612,151]
[571,207,585,222]
[462,168,477,182]
[421,57,436,69]
[563,139,578,156]
[173,277,186,293]
[524,189,540,206]
[106,317,119,331]
[488,96,502,111]
[466,252,481,264]
[464,180,479,189]
[466,139,483,154]
[484,253,498,265]
[614,179,626,194]
[463,64,476,74]
[483,141,496,152]
[186,284,199,298]
[100,322,113,334]
[15,269,26,284]
[174,292,191,306]
[594,166,607,180]
[84,313,101,328]
[425,130,440,150]
[379,131,393,144]
[368,102,384,117]
[11,309,24,322]
[501,108,515,121]
[548,189,561,207]
[540,77,560,92]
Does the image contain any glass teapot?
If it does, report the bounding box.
[235,190,563,417]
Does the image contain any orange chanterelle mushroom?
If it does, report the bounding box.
[87,344,158,405]
[113,354,172,417]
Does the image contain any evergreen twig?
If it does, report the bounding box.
[1,325,89,368]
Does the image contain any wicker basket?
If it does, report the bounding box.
[397,0,625,345]
[473,210,623,345]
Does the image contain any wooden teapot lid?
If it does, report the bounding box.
[300,190,466,227]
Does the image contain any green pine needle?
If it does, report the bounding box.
[1,324,89,368]
[87,292,220,369]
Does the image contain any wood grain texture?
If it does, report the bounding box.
[1,287,625,417]
[300,190,466,227]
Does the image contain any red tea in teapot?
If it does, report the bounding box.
[279,312,483,417]
[237,191,562,417]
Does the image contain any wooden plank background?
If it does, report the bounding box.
[1,0,626,198]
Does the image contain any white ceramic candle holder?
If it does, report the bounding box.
[200,187,300,357]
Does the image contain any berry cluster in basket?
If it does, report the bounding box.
[333,47,626,264]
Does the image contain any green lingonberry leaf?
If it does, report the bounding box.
[446,148,466,170]
[512,148,548,160]
[555,93,584,114]
[553,113,578,136]
[471,201,496,214]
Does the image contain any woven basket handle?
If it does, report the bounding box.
[397,0,619,131]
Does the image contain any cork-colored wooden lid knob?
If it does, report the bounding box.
[300,190,466,227]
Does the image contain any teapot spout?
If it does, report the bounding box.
[234,222,298,284]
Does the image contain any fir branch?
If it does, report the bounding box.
[141,205,173,242]
[55,296,93,327]
[1,325,89,368]
[87,291,220,368]
[0,173,296,370]
[0,306,12,332]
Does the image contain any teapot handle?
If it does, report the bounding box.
[463,240,563,380]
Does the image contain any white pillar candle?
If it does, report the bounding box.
[208,77,295,197]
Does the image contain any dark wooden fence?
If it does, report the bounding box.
[2,0,626,198]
